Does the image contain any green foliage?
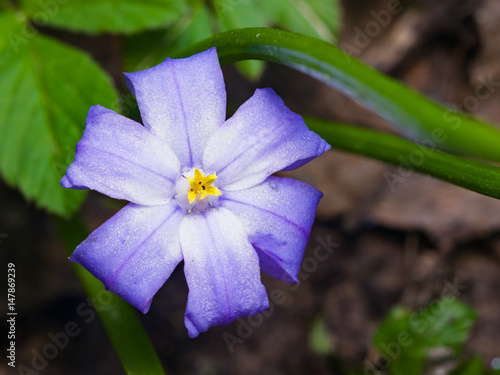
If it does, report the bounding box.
[20,0,186,34]
[213,0,341,79]
[373,298,476,375]
[308,316,334,356]
[184,28,500,162]
[448,356,500,375]
[305,118,500,200]
[56,216,166,375]
[0,11,118,216]
[124,4,213,72]
[257,0,340,43]
[215,0,340,78]
[125,0,342,77]
[1,1,500,372]
[214,0,268,78]
[449,357,484,375]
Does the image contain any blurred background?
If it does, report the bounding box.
[2,0,500,374]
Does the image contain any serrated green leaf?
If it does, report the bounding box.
[0,12,118,215]
[373,298,476,375]
[20,0,187,34]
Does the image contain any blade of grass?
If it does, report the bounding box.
[305,116,500,199]
[54,215,166,375]
[181,27,500,162]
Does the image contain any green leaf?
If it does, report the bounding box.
[125,2,341,80]
[213,0,341,79]
[214,0,268,79]
[234,59,264,80]
[182,28,500,162]
[0,1,10,12]
[215,0,266,30]
[449,357,485,375]
[419,301,476,351]
[55,216,166,375]
[374,307,424,375]
[20,0,187,34]
[258,0,340,44]
[124,3,212,72]
[305,118,500,200]
[0,11,118,215]
[308,316,334,356]
[373,298,476,375]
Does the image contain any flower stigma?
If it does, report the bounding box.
[187,168,221,203]
[174,168,221,213]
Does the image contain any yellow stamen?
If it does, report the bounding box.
[186,169,221,203]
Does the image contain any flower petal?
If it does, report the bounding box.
[62,105,181,205]
[70,201,184,313]
[220,176,322,283]
[179,208,269,338]
[203,88,330,190]
[124,48,226,168]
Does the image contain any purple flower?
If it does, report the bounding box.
[62,48,330,337]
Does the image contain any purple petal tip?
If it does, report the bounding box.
[61,175,72,188]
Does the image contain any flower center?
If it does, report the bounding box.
[174,168,221,213]
[186,168,221,203]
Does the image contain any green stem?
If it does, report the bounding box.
[54,215,166,375]
[181,27,500,162]
[305,116,500,199]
